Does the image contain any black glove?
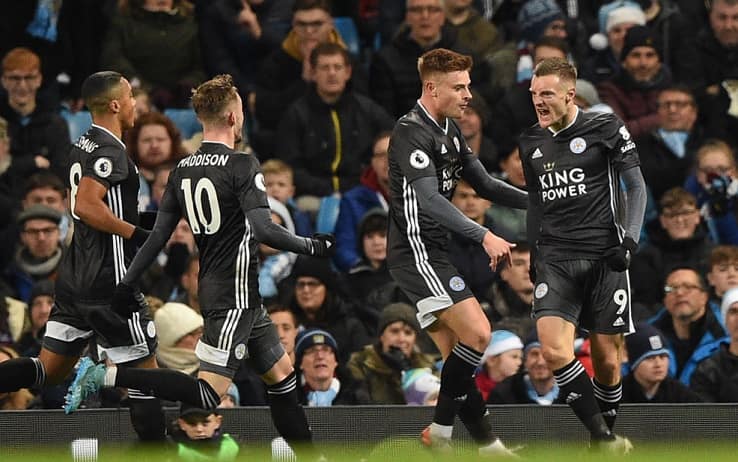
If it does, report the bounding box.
[604,236,637,272]
[111,282,145,318]
[131,226,151,247]
[309,233,335,257]
[380,346,413,371]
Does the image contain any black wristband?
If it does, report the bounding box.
[622,236,638,252]
[131,226,150,246]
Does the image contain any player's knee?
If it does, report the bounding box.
[540,343,571,370]
[594,357,621,381]
[460,330,490,353]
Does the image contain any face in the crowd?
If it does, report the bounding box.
[622,46,661,83]
[178,414,222,440]
[542,19,567,40]
[500,250,534,295]
[175,326,203,350]
[313,52,351,101]
[657,90,697,131]
[458,106,482,140]
[371,136,390,187]
[168,218,196,253]
[696,148,736,186]
[707,260,738,298]
[379,320,417,357]
[269,310,298,355]
[300,344,338,383]
[633,353,669,385]
[533,45,566,66]
[117,78,137,130]
[264,172,295,204]
[500,148,526,188]
[21,218,60,259]
[137,123,172,169]
[452,182,490,223]
[525,346,553,382]
[406,0,445,45]
[663,269,708,322]
[292,7,333,50]
[530,73,574,131]
[433,70,472,120]
[363,230,387,266]
[725,302,738,341]
[607,22,638,58]
[1,65,41,110]
[710,0,738,47]
[295,276,327,315]
[23,187,66,212]
[658,203,700,240]
[485,349,523,380]
[30,295,53,331]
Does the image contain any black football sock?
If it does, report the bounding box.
[458,385,497,445]
[553,359,613,441]
[267,371,314,457]
[114,367,220,409]
[127,389,166,442]
[0,357,45,392]
[434,342,483,427]
[593,379,622,431]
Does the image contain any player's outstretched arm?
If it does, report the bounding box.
[75,177,148,244]
[413,176,488,242]
[462,157,527,209]
[247,207,334,257]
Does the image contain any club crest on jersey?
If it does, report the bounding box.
[569,137,586,154]
[535,282,548,299]
[93,157,113,178]
[234,343,247,360]
[410,150,430,169]
[254,173,267,191]
[453,136,460,152]
[449,276,466,291]
[619,126,631,141]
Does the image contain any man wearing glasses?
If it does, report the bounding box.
[648,266,728,386]
[0,47,70,189]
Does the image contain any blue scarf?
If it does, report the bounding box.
[524,374,559,405]
[657,129,689,159]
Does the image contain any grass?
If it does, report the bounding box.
[1,440,737,462]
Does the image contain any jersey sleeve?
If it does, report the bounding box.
[601,114,641,172]
[158,169,182,216]
[236,155,270,213]
[389,120,437,183]
[82,144,129,189]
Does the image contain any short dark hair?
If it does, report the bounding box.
[658,84,696,104]
[293,0,331,13]
[417,48,473,81]
[533,36,569,58]
[82,71,124,114]
[266,304,298,327]
[24,171,66,199]
[659,187,697,212]
[533,58,577,84]
[709,245,738,268]
[191,74,239,126]
[309,42,350,68]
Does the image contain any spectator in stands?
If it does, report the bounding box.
[269,304,300,366]
[444,0,503,59]
[140,218,196,303]
[21,172,71,245]
[346,208,392,308]
[252,0,363,156]
[488,329,561,405]
[101,0,206,109]
[4,205,63,302]
[573,79,613,114]
[199,0,292,102]
[475,330,524,401]
[707,246,738,307]
[630,188,713,315]
[154,302,204,376]
[0,345,33,410]
[287,256,369,363]
[168,406,239,460]
[0,47,70,188]
[148,164,175,212]
[622,323,702,403]
[173,252,201,313]
[598,25,672,139]
[485,146,528,242]
[347,303,439,404]
[125,112,187,210]
[581,2,646,85]
[0,116,11,199]
[259,197,298,302]
[295,328,362,405]
[14,279,53,357]
[459,89,498,172]
[484,243,535,338]
[369,0,489,118]
[690,287,738,402]
[641,0,699,86]
[262,159,313,237]
[649,266,728,385]
[0,287,26,346]
[684,140,738,245]
[634,85,704,201]
[276,42,394,197]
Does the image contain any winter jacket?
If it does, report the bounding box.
[690,341,738,402]
[621,372,702,403]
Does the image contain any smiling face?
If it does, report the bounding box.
[530,73,575,131]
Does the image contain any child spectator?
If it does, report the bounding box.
[262,159,313,237]
[475,330,524,401]
[259,197,298,302]
[168,405,239,462]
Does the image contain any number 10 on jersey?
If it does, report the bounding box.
[181,178,221,235]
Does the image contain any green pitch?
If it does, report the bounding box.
[1,440,736,462]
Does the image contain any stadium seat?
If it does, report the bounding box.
[315,194,341,234]
[164,108,202,139]
[60,108,92,142]
[333,17,360,58]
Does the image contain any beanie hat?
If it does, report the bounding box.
[29,278,54,304]
[596,1,643,34]
[605,5,646,33]
[154,302,203,348]
[401,367,440,405]
[620,25,661,62]
[518,0,565,43]
[225,383,240,406]
[482,330,524,363]
[721,287,738,325]
[575,79,602,107]
[295,328,338,363]
[378,302,420,334]
[523,329,541,355]
[267,196,295,234]
[291,255,337,291]
[17,204,62,226]
[625,323,670,371]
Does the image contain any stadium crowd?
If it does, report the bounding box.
[1,0,738,416]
